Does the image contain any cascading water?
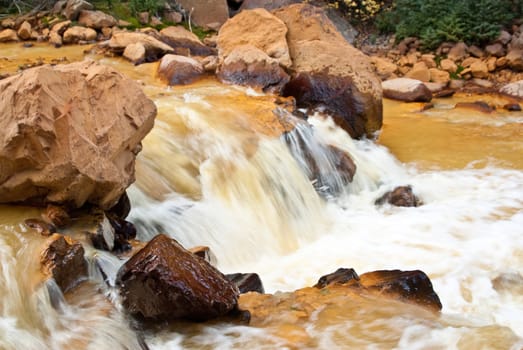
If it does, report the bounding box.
[0,46,522,349]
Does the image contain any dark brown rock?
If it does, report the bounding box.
[107,192,131,219]
[358,270,442,312]
[43,204,70,228]
[40,234,88,293]
[189,245,217,266]
[455,101,495,114]
[328,145,357,183]
[375,185,422,207]
[433,89,456,98]
[226,273,265,294]
[116,234,239,321]
[503,103,522,111]
[24,218,57,236]
[314,267,359,288]
[217,44,290,93]
[63,0,94,20]
[382,78,432,102]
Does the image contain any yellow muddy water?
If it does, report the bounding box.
[1,42,523,350]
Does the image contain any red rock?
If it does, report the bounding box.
[116,234,239,321]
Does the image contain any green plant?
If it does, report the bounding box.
[327,0,389,23]
[129,0,164,15]
[376,0,520,50]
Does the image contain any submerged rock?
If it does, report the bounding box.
[454,101,495,114]
[375,185,422,207]
[116,234,239,321]
[382,78,432,102]
[226,273,265,294]
[40,234,88,293]
[0,60,156,209]
[274,4,383,139]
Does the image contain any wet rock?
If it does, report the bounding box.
[314,267,359,288]
[226,273,265,294]
[217,8,291,68]
[40,234,88,293]
[189,245,217,265]
[433,89,456,98]
[43,205,70,228]
[63,26,97,44]
[274,4,382,139]
[375,185,422,207]
[382,78,432,102]
[506,49,523,71]
[455,101,495,114]
[500,80,523,98]
[24,218,57,236]
[328,145,357,183]
[503,103,521,111]
[17,21,32,40]
[0,29,19,42]
[123,42,146,65]
[0,60,156,209]
[116,234,239,321]
[358,270,442,312]
[108,31,174,62]
[63,0,94,20]
[78,10,117,29]
[157,54,204,85]
[175,0,229,30]
[107,192,131,219]
[160,26,214,56]
[217,44,290,93]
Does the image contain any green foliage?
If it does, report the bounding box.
[377,0,520,50]
[129,0,164,15]
[182,22,214,40]
[327,0,389,23]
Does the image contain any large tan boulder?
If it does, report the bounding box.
[217,9,291,68]
[159,26,214,56]
[273,4,382,138]
[0,60,156,209]
[108,31,174,62]
[175,0,229,30]
[63,26,97,44]
[217,44,290,93]
[78,10,117,29]
[382,78,432,102]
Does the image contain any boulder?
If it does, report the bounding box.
[164,11,183,24]
[51,21,71,36]
[108,31,174,62]
[17,21,32,40]
[63,0,94,20]
[123,43,146,65]
[49,31,63,47]
[226,273,265,294]
[0,29,19,42]
[500,80,523,98]
[0,60,156,209]
[440,58,457,73]
[157,54,204,85]
[217,9,291,68]
[382,78,432,102]
[189,245,217,265]
[116,234,239,321]
[447,42,468,62]
[485,43,505,58]
[40,234,88,293]
[506,49,523,71]
[496,30,512,46]
[405,61,430,82]
[159,26,214,56]
[63,26,97,44]
[217,44,289,93]
[428,68,450,84]
[469,60,489,79]
[375,185,422,207]
[420,54,437,68]
[175,0,229,30]
[467,45,484,58]
[370,56,398,80]
[78,10,117,29]
[274,4,382,139]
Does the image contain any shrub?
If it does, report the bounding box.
[328,0,389,23]
[377,0,520,50]
[129,0,164,15]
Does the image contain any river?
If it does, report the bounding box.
[0,43,522,349]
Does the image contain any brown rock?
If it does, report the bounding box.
[63,26,97,44]
[226,273,265,294]
[0,60,156,209]
[51,21,71,35]
[63,0,94,20]
[175,0,229,30]
[468,45,484,58]
[164,11,183,24]
[116,234,239,321]
[371,56,398,80]
[0,29,19,42]
[43,204,70,228]
[40,234,88,293]
[52,0,67,14]
[405,61,430,82]
[500,80,523,98]
[49,31,63,47]
[78,10,117,29]
[504,103,522,111]
[1,17,16,29]
[485,43,505,58]
[375,185,422,207]
[447,42,468,62]
[150,16,163,27]
[17,21,32,40]
[108,31,174,62]
[455,101,495,114]
[461,57,479,68]
[420,54,436,68]
[314,267,359,288]
[496,56,508,69]
[101,26,112,38]
[123,42,146,64]
[201,55,219,72]
[470,60,489,79]
[486,57,497,72]
[217,9,291,68]
[160,26,215,56]
[496,30,512,45]
[189,246,217,265]
[506,49,523,71]
[429,68,450,84]
[24,218,57,236]
[274,4,382,139]
[240,0,299,11]
[157,54,204,85]
[217,44,289,93]
[382,78,432,102]
[138,12,149,25]
[440,58,457,73]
